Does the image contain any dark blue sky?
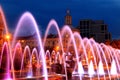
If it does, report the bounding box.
[0,0,120,39]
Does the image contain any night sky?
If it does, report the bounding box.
[0,0,120,39]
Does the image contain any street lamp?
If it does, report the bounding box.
[55,46,59,51]
[5,34,10,41]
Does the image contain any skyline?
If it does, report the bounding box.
[0,0,120,39]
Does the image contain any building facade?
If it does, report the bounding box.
[16,33,39,52]
[77,19,111,43]
[44,34,59,52]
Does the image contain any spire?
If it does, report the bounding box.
[66,9,70,15]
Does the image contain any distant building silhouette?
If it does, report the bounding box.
[77,19,111,43]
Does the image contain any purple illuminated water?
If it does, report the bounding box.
[0,6,120,80]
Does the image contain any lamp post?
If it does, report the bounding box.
[55,46,59,52]
[5,34,11,42]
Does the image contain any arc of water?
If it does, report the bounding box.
[109,47,119,79]
[73,32,89,79]
[110,47,120,72]
[45,50,52,65]
[20,45,31,76]
[101,44,118,79]
[0,42,8,67]
[1,5,120,80]
[101,44,112,65]
[12,42,22,64]
[12,12,48,80]
[83,38,98,79]
[55,52,62,64]
[99,44,111,80]
[0,42,11,79]
[90,39,106,80]
[31,48,39,76]
[61,26,87,80]
[0,6,15,79]
[43,20,63,52]
[0,6,9,33]
[42,20,65,79]
[12,42,22,78]
[43,19,64,60]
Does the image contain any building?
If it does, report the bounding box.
[64,9,80,33]
[65,10,72,26]
[16,33,39,51]
[44,34,59,52]
[63,9,79,53]
[77,19,111,43]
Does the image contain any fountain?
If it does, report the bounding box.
[0,6,120,80]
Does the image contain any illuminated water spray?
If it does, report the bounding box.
[0,5,120,80]
[98,61,105,75]
[110,60,117,75]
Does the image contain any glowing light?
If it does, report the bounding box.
[55,46,59,51]
[5,34,10,40]
[5,78,12,80]
[27,75,32,78]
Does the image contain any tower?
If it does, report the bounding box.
[65,9,72,26]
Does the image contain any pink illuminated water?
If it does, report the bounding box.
[98,61,105,75]
[110,60,117,75]
[0,6,120,80]
[88,61,95,76]
[78,62,84,74]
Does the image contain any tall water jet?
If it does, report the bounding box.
[0,5,120,80]
[88,61,95,76]
[110,60,117,75]
[78,62,84,75]
[98,61,105,75]
[12,12,48,80]
[20,45,31,77]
